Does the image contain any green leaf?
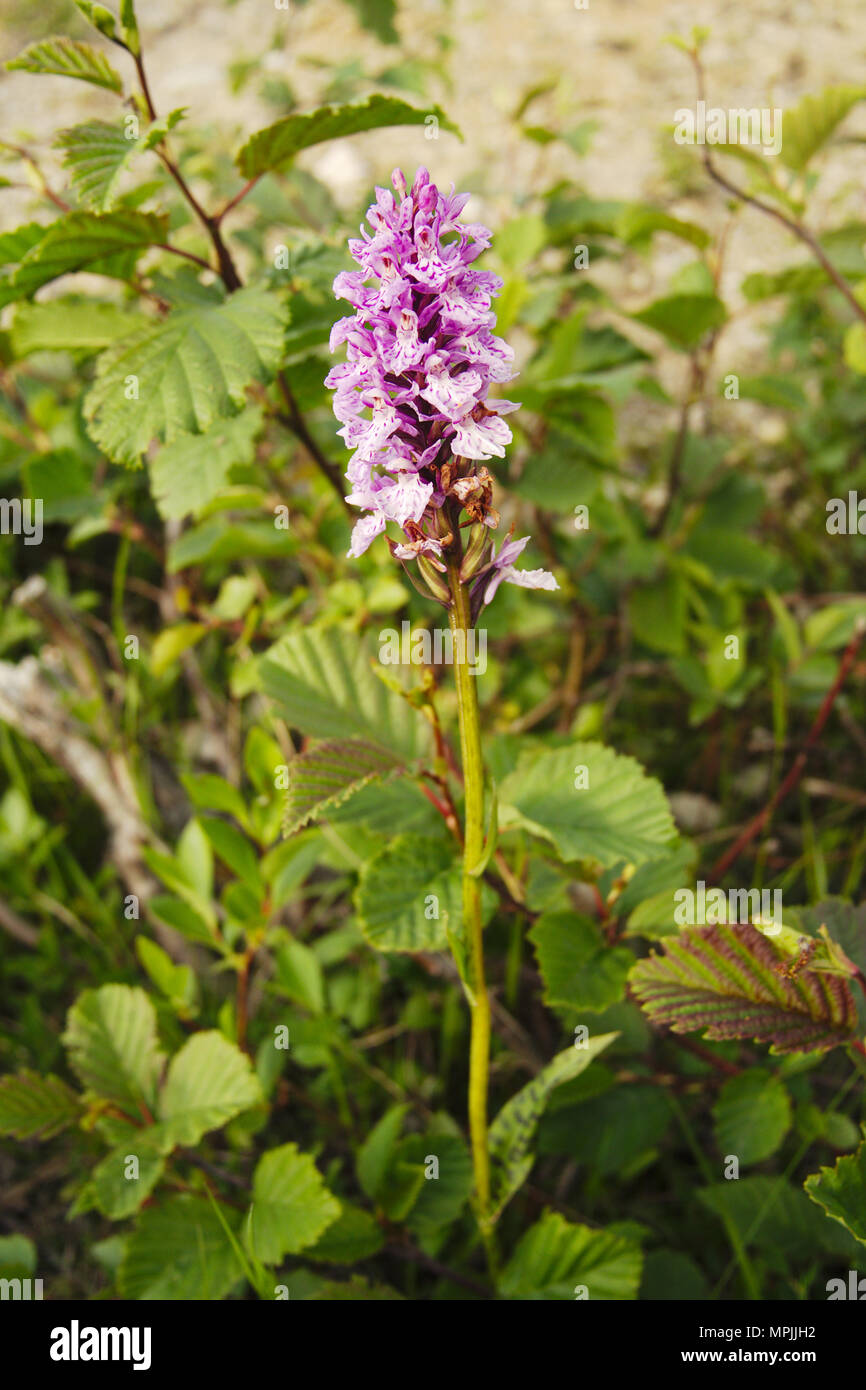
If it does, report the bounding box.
[0,1070,81,1139]
[539,1084,671,1173]
[176,817,214,902]
[615,204,710,250]
[245,1143,340,1263]
[713,1070,791,1164]
[0,210,168,309]
[398,1134,474,1235]
[843,322,866,374]
[156,1031,262,1147]
[200,816,263,897]
[150,406,264,520]
[530,911,633,1011]
[74,2,119,42]
[357,1103,408,1202]
[346,0,399,43]
[628,567,687,655]
[0,1235,37,1276]
[135,937,199,1019]
[698,1176,860,1260]
[63,984,165,1112]
[284,737,406,834]
[84,285,288,466]
[499,1211,643,1300]
[489,1036,618,1216]
[260,627,428,762]
[498,742,676,867]
[274,936,325,1014]
[168,516,293,572]
[10,297,145,355]
[150,622,207,677]
[148,894,216,945]
[0,224,48,274]
[306,1203,385,1262]
[180,773,248,826]
[92,1137,166,1219]
[236,95,461,178]
[56,120,144,211]
[630,922,859,1054]
[805,1139,866,1245]
[780,85,866,172]
[118,0,140,55]
[354,835,462,952]
[119,1195,243,1299]
[6,36,123,93]
[631,293,726,350]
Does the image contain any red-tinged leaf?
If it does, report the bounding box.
[630,922,859,1054]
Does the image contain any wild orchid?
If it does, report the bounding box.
[327,167,557,614]
[328,169,558,1256]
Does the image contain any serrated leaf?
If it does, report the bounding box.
[529,911,633,1011]
[119,1195,243,1299]
[56,121,139,211]
[630,922,859,1054]
[55,110,187,213]
[156,1031,262,1147]
[10,297,145,355]
[260,627,428,762]
[92,1137,166,1219]
[0,1070,81,1139]
[780,85,866,172]
[498,742,676,867]
[84,286,288,466]
[0,223,47,270]
[63,985,165,1113]
[284,737,405,834]
[713,1070,791,1165]
[354,835,460,952]
[805,1139,866,1244]
[150,406,264,520]
[0,210,167,309]
[236,94,460,178]
[489,1035,618,1216]
[499,1211,642,1300]
[245,1143,340,1263]
[6,36,123,93]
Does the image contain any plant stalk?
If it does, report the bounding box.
[447,561,494,1258]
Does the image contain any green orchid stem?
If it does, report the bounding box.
[447,560,496,1272]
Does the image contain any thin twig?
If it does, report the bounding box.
[690,49,866,326]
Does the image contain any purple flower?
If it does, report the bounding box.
[327,167,557,611]
[480,535,561,606]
